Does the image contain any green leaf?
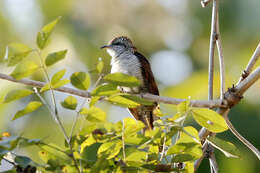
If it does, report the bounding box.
[4,89,33,103]
[177,100,190,114]
[91,83,119,96]
[37,16,61,49]
[191,108,228,133]
[167,126,202,160]
[14,155,32,168]
[124,147,146,162]
[107,95,140,108]
[51,69,66,84]
[13,101,42,120]
[121,95,154,106]
[207,136,240,158]
[40,69,69,92]
[45,50,67,66]
[80,106,106,122]
[61,96,77,110]
[7,43,32,66]
[10,60,38,80]
[104,72,141,87]
[96,58,104,74]
[70,72,91,90]
[40,79,69,92]
[97,140,122,159]
[81,143,102,164]
[124,117,145,136]
[89,96,100,107]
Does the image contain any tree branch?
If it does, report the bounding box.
[0,72,226,108]
[201,0,213,8]
[237,42,260,84]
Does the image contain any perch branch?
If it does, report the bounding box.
[0,72,226,108]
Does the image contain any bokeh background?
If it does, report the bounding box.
[0,0,260,172]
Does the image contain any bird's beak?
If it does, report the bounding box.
[100,45,112,49]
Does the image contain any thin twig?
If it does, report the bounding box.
[224,116,260,160]
[201,0,213,8]
[237,42,260,84]
[33,87,80,173]
[208,0,218,100]
[0,72,226,108]
[216,12,225,99]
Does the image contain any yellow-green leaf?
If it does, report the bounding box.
[4,89,33,103]
[40,80,70,92]
[107,95,140,108]
[80,106,106,122]
[37,16,61,49]
[91,83,118,96]
[10,60,38,80]
[13,101,42,120]
[70,72,91,90]
[122,94,154,106]
[51,69,66,84]
[104,72,141,87]
[61,96,77,110]
[89,96,100,107]
[97,140,122,159]
[207,136,240,158]
[45,50,67,66]
[124,117,145,136]
[7,43,32,66]
[177,100,190,114]
[191,108,228,133]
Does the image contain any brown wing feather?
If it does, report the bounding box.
[128,51,159,130]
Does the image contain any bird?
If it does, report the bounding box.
[101,36,159,130]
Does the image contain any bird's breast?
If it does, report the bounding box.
[110,53,144,93]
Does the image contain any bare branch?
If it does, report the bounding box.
[0,72,226,108]
[201,0,213,8]
[236,66,260,95]
[216,13,226,99]
[237,42,260,84]
[208,0,218,100]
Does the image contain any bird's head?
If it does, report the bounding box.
[101,36,136,57]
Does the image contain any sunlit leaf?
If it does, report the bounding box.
[97,139,122,159]
[96,58,104,74]
[37,16,61,49]
[45,50,67,66]
[177,100,190,114]
[107,95,140,108]
[61,96,77,110]
[4,89,33,103]
[124,147,146,162]
[167,126,202,160]
[70,72,91,90]
[91,83,119,96]
[13,101,42,120]
[104,72,141,87]
[80,106,106,122]
[191,108,228,133]
[51,69,66,84]
[14,155,32,168]
[124,117,145,136]
[7,43,32,66]
[207,136,240,158]
[89,96,100,107]
[40,79,70,92]
[10,60,38,80]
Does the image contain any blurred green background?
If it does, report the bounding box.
[0,0,259,172]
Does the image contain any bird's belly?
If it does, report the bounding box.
[111,58,143,93]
